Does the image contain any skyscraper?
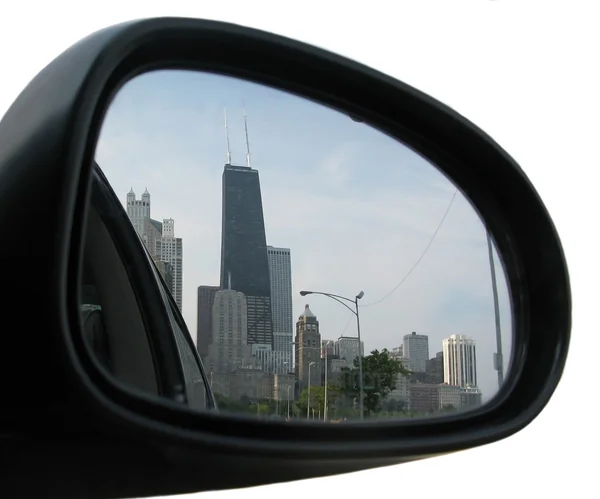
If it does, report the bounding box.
[220,163,272,347]
[126,187,150,236]
[267,246,293,359]
[403,331,430,373]
[126,189,183,311]
[295,304,322,393]
[155,218,183,311]
[442,334,478,387]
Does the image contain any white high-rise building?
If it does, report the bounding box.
[156,218,183,311]
[126,189,183,311]
[267,246,293,358]
[126,187,150,236]
[403,331,429,373]
[443,334,478,387]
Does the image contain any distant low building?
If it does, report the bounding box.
[408,383,440,413]
[439,384,462,409]
[407,382,483,414]
[335,336,364,368]
[460,386,483,409]
[389,357,411,403]
[211,369,273,401]
[323,357,346,386]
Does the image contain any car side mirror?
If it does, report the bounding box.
[0,17,571,499]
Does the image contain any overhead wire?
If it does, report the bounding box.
[339,313,354,336]
[362,188,459,308]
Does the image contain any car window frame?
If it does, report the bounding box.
[141,236,217,411]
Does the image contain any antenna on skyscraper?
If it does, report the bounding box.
[227,271,232,290]
[224,108,232,165]
[243,106,252,168]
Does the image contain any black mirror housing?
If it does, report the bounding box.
[0,17,570,499]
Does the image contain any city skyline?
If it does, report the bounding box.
[95,69,513,402]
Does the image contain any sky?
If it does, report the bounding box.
[95,69,513,402]
[0,1,596,499]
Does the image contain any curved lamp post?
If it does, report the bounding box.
[300,290,365,420]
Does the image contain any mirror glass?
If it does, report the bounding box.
[89,69,513,423]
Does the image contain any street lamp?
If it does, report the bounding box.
[307,361,316,419]
[291,341,320,413]
[287,385,292,419]
[486,230,504,389]
[300,289,365,420]
[323,339,334,421]
[276,361,289,417]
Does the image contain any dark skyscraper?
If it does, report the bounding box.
[220,163,273,347]
[196,285,220,361]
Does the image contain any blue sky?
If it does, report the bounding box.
[95,69,513,402]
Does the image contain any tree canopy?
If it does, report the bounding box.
[338,348,411,417]
[294,385,341,418]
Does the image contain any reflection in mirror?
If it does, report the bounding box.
[91,69,513,423]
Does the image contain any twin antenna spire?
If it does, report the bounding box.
[223,107,252,168]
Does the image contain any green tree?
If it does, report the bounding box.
[382,397,405,414]
[339,348,410,417]
[257,403,271,416]
[294,385,341,419]
[441,404,457,413]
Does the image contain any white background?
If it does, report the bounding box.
[1,1,595,497]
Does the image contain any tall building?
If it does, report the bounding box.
[155,218,183,311]
[126,187,151,236]
[220,162,272,347]
[196,285,220,361]
[403,331,430,373]
[206,289,253,374]
[426,351,444,384]
[442,334,478,387]
[152,256,174,291]
[126,189,183,311]
[295,304,322,393]
[267,246,293,360]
